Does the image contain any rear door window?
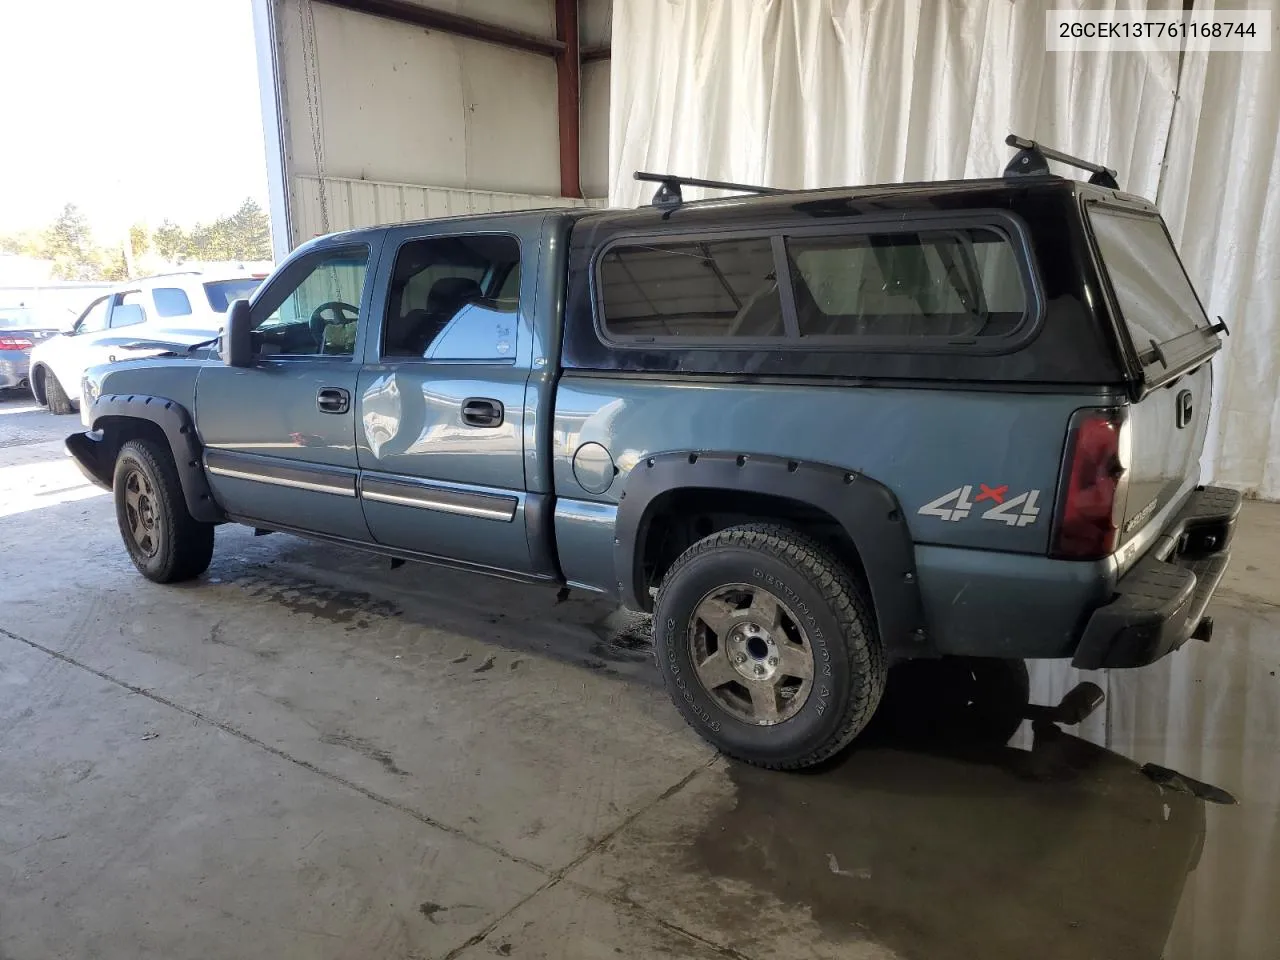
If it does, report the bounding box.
[152,287,192,318]
[785,228,1026,339]
[597,237,784,340]
[1087,207,1210,347]
[382,234,521,362]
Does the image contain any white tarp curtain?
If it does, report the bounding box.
[608,0,1280,499]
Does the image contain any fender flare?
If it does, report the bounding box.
[613,451,929,658]
[85,393,224,523]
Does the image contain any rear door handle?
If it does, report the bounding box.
[461,397,504,427]
[317,386,350,414]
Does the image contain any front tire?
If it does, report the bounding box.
[653,523,886,770]
[44,369,74,414]
[113,439,214,583]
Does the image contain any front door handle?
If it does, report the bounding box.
[317,386,350,415]
[461,397,504,428]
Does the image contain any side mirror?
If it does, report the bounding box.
[224,299,253,368]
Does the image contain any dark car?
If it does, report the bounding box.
[65,136,1240,770]
[0,309,58,393]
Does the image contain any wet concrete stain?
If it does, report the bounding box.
[588,608,653,664]
[685,664,1215,960]
[204,620,281,661]
[319,732,410,777]
[230,567,401,625]
[418,901,444,922]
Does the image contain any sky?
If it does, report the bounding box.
[0,0,269,242]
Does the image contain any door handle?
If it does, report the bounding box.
[461,397,504,427]
[317,386,350,414]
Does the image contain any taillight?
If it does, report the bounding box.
[1052,409,1130,560]
[0,336,33,351]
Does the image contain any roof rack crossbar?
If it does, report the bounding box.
[634,171,786,210]
[1003,134,1120,189]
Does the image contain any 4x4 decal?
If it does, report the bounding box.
[918,485,1042,527]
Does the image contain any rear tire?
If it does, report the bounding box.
[653,523,886,770]
[44,369,73,415]
[113,438,214,583]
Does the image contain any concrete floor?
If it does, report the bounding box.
[0,393,1277,960]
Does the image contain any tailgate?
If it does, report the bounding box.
[1086,205,1221,552]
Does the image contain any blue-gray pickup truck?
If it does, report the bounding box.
[67,142,1240,769]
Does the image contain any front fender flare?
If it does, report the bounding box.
[85,393,224,523]
[613,452,928,658]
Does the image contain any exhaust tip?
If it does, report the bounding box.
[1192,616,1214,643]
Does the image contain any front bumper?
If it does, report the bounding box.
[1072,486,1242,669]
[66,429,113,490]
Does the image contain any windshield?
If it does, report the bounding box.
[204,278,263,312]
[1088,207,1209,347]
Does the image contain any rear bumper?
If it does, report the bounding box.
[1071,486,1242,669]
[0,354,29,389]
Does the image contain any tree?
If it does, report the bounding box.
[225,197,272,261]
[99,249,130,282]
[44,204,99,280]
[129,222,151,259]
[146,199,271,264]
[153,220,185,261]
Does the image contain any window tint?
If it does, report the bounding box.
[383,235,520,361]
[254,248,369,357]
[205,278,262,312]
[111,291,148,328]
[598,238,783,339]
[1088,208,1208,348]
[786,228,1026,339]
[152,287,192,318]
[75,297,110,334]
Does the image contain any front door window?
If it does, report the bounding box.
[254,247,370,357]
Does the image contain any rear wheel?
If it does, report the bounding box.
[43,369,74,414]
[113,438,214,583]
[653,523,886,769]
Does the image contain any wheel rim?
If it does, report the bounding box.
[122,467,161,558]
[687,582,815,725]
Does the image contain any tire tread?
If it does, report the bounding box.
[45,370,73,415]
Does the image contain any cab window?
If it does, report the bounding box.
[74,296,110,334]
[382,234,521,362]
[253,247,370,357]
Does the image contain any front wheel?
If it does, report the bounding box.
[44,369,74,414]
[653,523,886,770]
[113,438,215,583]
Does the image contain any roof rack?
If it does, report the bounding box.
[1003,134,1119,189]
[634,171,786,210]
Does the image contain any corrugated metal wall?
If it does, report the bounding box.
[267,0,613,250]
[290,174,600,240]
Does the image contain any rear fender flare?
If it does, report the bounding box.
[87,394,223,523]
[614,451,929,657]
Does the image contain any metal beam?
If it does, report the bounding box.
[555,0,582,198]
[316,0,565,57]
[582,44,610,63]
